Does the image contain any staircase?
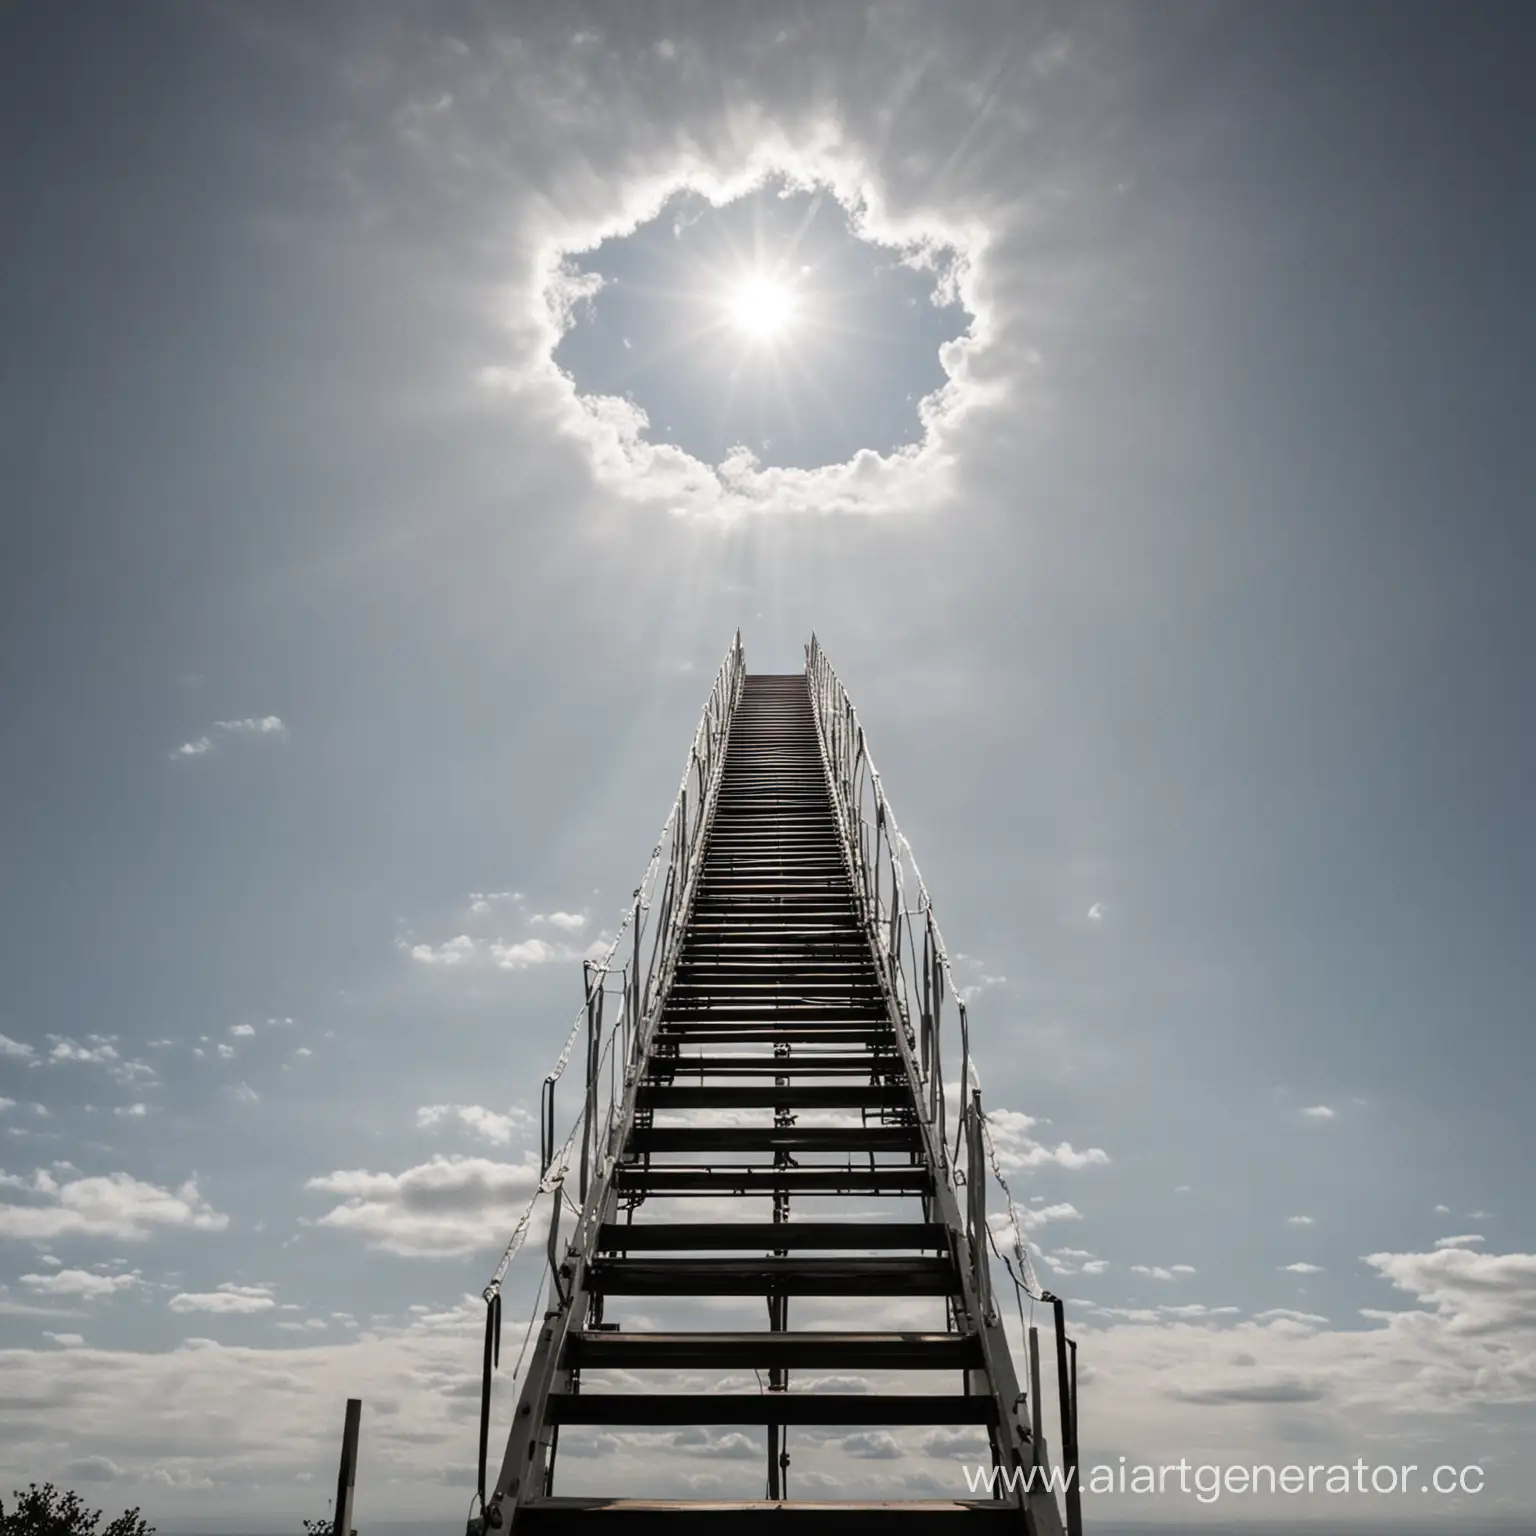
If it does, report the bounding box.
[480,671,1069,1533]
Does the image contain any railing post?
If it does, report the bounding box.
[1049,1293,1083,1536]
[579,962,597,1204]
[332,1397,361,1536]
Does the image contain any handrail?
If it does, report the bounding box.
[479,630,745,1305]
[806,633,1080,1528]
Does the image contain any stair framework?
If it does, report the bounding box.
[481,674,1068,1534]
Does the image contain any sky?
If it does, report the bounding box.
[1,0,1533,1527]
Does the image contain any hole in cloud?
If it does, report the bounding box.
[490,162,998,517]
[553,177,969,474]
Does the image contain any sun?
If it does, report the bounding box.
[724,272,797,342]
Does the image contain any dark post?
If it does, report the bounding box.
[332,1398,361,1536]
[1027,1326,1045,1465]
[1049,1295,1082,1536]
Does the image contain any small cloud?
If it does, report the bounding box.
[1433,1234,1485,1249]
[217,1043,236,1059]
[21,1268,138,1299]
[1281,1262,1325,1274]
[113,1103,149,1119]
[1086,902,1104,922]
[171,716,287,761]
[530,911,587,931]
[229,1023,256,1038]
[50,1038,119,1065]
[408,935,476,966]
[44,1332,86,1347]
[0,1032,35,1059]
[168,1283,276,1315]
[1301,1105,1335,1120]
[233,1083,259,1105]
[1287,1215,1315,1227]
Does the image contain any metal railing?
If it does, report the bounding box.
[471,631,745,1523]
[806,633,1082,1534]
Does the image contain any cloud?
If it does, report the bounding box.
[529,910,586,931]
[305,1154,542,1257]
[1300,1105,1335,1120]
[21,1268,139,1299]
[1286,1215,1315,1226]
[0,1099,13,1113]
[168,1284,277,1316]
[404,932,603,971]
[982,1105,1110,1172]
[1281,1262,1324,1274]
[415,1104,534,1147]
[230,1023,256,1038]
[44,1331,86,1347]
[1434,1234,1485,1249]
[1169,1378,1327,1406]
[171,716,287,760]
[113,1103,149,1119]
[406,935,476,966]
[1366,1248,1536,1337]
[0,1168,228,1241]
[0,1032,35,1059]
[49,1038,119,1064]
[1131,1264,1197,1282]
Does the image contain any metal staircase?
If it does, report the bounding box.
[471,641,1079,1535]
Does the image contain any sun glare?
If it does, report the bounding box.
[725,273,796,342]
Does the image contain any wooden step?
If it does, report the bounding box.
[547,1393,996,1426]
[585,1256,956,1296]
[566,1331,982,1370]
[515,1500,1022,1532]
[594,1222,949,1252]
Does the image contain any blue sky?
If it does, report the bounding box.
[1,0,1533,1526]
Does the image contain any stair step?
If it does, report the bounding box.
[547,1393,996,1426]
[627,1126,923,1154]
[515,1500,1021,1532]
[612,1167,930,1195]
[567,1331,982,1369]
[636,1083,908,1109]
[585,1257,956,1296]
[594,1222,949,1252]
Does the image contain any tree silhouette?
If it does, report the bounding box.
[0,1484,153,1536]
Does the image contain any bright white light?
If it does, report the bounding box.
[724,273,796,341]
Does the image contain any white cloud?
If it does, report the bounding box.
[230,1023,256,1038]
[171,716,288,760]
[233,1083,260,1105]
[415,1104,534,1146]
[0,1032,35,1059]
[113,1103,149,1118]
[305,1154,542,1257]
[0,1098,14,1113]
[214,716,287,737]
[21,1268,139,1299]
[44,1331,86,1347]
[1086,901,1104,921]
[982,1105,1110,1172]
[0,1168,228,1241]
[50,1038,119,1064]
[407,934,476,966]
[530,910,586,931]
[1434,1234,1486,1250]
[1286,1215,1314,1226]
[1300,1105,1335,1120]
[489,936,574,969]
[1131,1264,1196,1282]
[168,1284,277,1315]
[1281,1262,1325,1274]
[1435,1203,1451,1214]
